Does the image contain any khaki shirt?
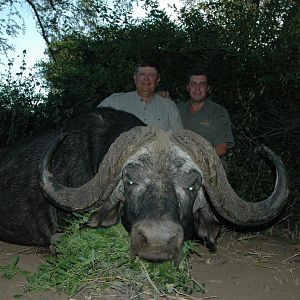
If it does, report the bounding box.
[98,91,183,131]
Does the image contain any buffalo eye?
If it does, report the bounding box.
[123,170,133,185]
[183,173,202,193]
[123,163,144,187]
[124,176,135,186]
[123,171,138,187]
[185,185,196,192]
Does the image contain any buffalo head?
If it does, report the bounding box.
[40,126,289,263]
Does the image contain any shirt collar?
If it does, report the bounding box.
[136,91,156,104]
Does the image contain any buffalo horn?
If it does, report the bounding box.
[39,127,158,211]
[172,130,289,226]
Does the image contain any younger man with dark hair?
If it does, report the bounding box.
[177,68,234,158]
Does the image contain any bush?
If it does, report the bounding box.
[0,53,48,144]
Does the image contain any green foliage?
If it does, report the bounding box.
[176,0,300,233]
[41,3,188,108]
[0,51,48,144]
[0,256,29,279]
[0,0,138,60]
[26,214,204,298]
[0,0,24,57]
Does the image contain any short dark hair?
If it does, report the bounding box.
[186,67,209,84]
[135,59,161,75]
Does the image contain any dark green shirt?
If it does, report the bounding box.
[177,99,235,148]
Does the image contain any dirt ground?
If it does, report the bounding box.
[1,231,300,300]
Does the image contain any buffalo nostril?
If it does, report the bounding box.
[137,229,148,244]
[167,234,177,245]
[141,234,148,243]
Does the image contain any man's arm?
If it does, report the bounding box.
[214,107,234,157]
[168,101,184,130]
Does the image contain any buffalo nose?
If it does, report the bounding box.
[137,226,179,246]
[131,219,184,262]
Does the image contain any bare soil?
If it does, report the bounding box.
[1,231,299,300]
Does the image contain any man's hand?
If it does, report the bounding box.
[215,143,228,157]
[158,90,170,99]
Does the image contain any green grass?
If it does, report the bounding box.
[24,213,205,298]
[0,256,30,279]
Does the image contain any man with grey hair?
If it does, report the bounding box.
[98,59,183,131]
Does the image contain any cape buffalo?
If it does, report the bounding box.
[0,108,288,263]
[0,108,144,245]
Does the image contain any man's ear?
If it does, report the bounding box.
[207,85,212,95]
[155,76,161,87]
[133,73,137,84]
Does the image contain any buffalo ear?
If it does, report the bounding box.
[193,188,221,252]
[87,180,125,228]
[87,200,123,228]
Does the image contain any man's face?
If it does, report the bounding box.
[133,66,160,96]
[187,75,209,103]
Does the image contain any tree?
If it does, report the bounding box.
[0,0,138,62]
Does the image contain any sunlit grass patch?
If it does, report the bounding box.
[26,214,205,298]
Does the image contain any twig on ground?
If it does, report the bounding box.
[273,214,292,226]
[139,260,161,295]
[171,287,219,299]
[252,263,280,271]
[192,277,207,293]
[246,249,278,261]
[283,252,300,262]
[226,233,259,250]
[15,247,35,255]
[130,290,148,300]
